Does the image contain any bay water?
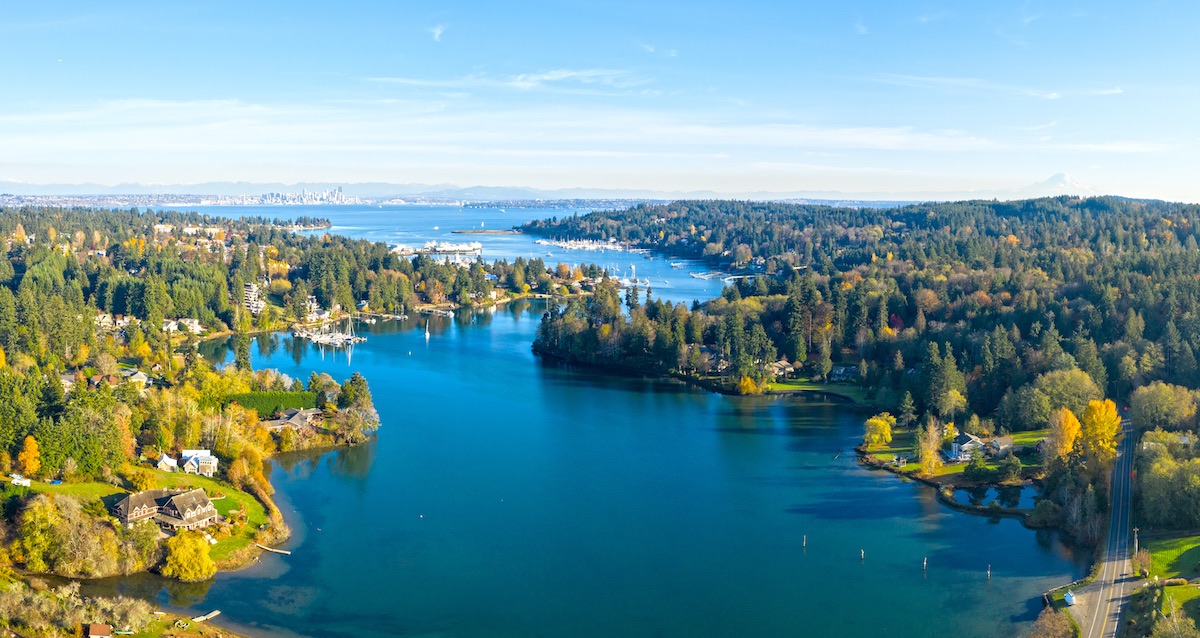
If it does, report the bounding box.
[87,205,1085,637]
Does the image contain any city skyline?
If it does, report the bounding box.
[3,1,1198,201]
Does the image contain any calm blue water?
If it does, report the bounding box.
[88,206,1085,637]
[196,204,726,305]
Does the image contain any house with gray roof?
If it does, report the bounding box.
[110,488,219,531]
[261,407,323,433]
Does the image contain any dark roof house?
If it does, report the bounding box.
[111,488,219,531]
[262,407,323,433]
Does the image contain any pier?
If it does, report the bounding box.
[192,610,222,622]
[256,543,292,555]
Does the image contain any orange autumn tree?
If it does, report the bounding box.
[17,435,40,477]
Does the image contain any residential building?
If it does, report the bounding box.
[947,432,985,462]
[156,455,178,472]
[110,488,218,531]
[86,624,113,638]
[244,282,266,316]
[179,317,205,334]
[181,449,219,477]
[261,407,323,433]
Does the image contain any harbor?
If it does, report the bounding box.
[292,318,366,347]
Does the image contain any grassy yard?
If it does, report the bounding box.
[765,379,869,404]
[861,430,915,462]
[1147,535,1200,580]
[147,469,268,562]
[1011,429,1047,447]
[131,614,244,638]
[1162,584,1200,619]
[25,468,267,565]
[28,480,126,501]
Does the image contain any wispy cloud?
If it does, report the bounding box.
[917,12,949,24]
[506,69,644,90]
[428,24,444,42]
[640,43,655,53]
[366,68,650,93]
[854,21,869,35]
[875,74,1121,100]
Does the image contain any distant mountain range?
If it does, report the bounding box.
[0,173,1108,203]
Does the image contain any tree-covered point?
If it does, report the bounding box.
[531,197,1200,427]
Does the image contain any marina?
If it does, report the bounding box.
[292,318,366,347]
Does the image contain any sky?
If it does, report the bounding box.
[1,1,1198,200]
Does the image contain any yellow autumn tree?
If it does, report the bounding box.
[917,420,943,477]
[1081,399,1121,474]
[17,435,40,477]
[863,412,896,448]
[1044,408,1082,465]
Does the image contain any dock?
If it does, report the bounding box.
[256,543,292,555]
[192,610,221,622]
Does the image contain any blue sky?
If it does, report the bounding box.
[1,1,1197,199]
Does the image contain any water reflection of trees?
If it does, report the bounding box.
[199,337,234,365]
[164,578,215,608]
[330,441,376,481]
[271,452,322,481]
[256,332,281,358]
[286,336,307,366]
[996,486,1023,509]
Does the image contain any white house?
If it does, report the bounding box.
[947,432,985,462]
[156,456,178,472]
[179,318,204,334]
[181,449,219,477]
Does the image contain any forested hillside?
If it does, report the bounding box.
[531,197,1200,418]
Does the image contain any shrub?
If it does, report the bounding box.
[226,391,317,416]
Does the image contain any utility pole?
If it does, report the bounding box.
[1133,527,1140,555]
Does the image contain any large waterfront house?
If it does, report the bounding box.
[181,449,219,477]
[110,488,218,531]
[261,407,323,434]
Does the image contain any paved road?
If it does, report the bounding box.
[1078,420,1136,638]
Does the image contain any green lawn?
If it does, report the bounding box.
[1011,429,1047,447]
[147,469,268,562]
[765,379,869,404]
[28,480,126,501]
[25,469,267,565]
[862,430,915,462]
[1147,536,1200,580]
[1162,585,1200,624]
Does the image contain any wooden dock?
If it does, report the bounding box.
[192,610,221,622]
[255,543,292,555]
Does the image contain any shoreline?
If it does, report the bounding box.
[534,350,869,404]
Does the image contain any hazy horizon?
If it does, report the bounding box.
[3,2,1197,200]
